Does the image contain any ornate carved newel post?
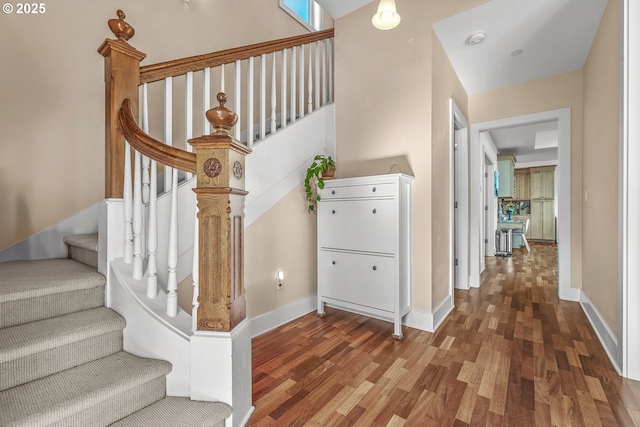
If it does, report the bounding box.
[189,94,253,427]
[98,10,146,198]
[189,93,252,331]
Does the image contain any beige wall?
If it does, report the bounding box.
[334,0,485,313]
[0,0,327,251]
[431,36,470,307]
[582,0,620,336]
[469,70,585,291]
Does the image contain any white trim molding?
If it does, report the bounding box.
[580,290,621,374]
[404,296,454,333]
[250,296,317,338]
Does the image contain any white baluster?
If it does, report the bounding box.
[166,167,179,317]
[220,64,225,93]
[291,46,297,123]
[191,205,199,331]
[203,67,211,135]
[271,52,277,134]
[315,41,320,110]
[308,43,313,114]
[234,60,242,140]
[322,40,327,106]
[260,53,266,140]
[164,76,173,192]
[185,71,194,180]
[142,83,151,204]
[123,141,133,264]
[281,48,288,129]
[247,56,254,146]
[132,149,143,279]
[146,159,158,298]
[299,44,305,119]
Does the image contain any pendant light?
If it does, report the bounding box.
[372,0,401,30]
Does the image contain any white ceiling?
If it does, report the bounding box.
[486,121,559,165]
[432,0,607,94]
[318,0,608,161]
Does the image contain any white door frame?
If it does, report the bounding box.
[621,0,640,381]
[469,108,578,302]
[450,100,469,291]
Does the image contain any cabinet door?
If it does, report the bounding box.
[530,200,543,239]
[542,170,555,199]
[530,171,542,199]
[318,199,395,254]
[320,250,394,312]
[542,200,555,240]
[498,160,514,198]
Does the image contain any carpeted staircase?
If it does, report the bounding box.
[0,234,231,427]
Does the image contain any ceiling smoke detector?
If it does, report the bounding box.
[467,31,486,45]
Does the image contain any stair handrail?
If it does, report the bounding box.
[140,29,334,84]
[118,99,196,173]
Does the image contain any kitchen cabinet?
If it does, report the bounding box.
[530,167,555,199]
[317,173,413,339]
[513,168,530,200]
[529,166,555,241]
[530,200,555,240]
[497,154,516,198]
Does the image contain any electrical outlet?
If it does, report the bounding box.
[276,271,284,291]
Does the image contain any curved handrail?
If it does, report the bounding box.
[118,99,197,174]
[140,29,334,84]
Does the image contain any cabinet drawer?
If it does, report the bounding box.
[320,250,394,312]
[319,199,395,254]
[321,182,395,200]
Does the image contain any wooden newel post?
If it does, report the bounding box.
[98,10,146,198]
[189,93,252,332]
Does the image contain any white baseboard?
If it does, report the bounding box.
[579,290,621,375]
[403,295,454,333]
[249,296,317,338]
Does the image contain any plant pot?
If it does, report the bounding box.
[322,167,336,180]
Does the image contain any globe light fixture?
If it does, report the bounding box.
[372,0,401,30]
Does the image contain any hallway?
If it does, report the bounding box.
[248,243,640,426]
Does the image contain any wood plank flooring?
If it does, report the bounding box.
[248,243,640,426]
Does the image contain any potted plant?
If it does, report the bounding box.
[304,155,336,212]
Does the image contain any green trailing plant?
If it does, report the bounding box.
[304,155,335,212]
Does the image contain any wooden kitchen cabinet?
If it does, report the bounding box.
[529,166,556,241]
[317,173,413,339]
[514,168,530,200]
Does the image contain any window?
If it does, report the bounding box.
[279,0,323,32]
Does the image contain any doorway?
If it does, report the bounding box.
[451,100,469,292]
[469,108,577,301]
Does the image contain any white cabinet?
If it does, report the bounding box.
[317,173,413,339]
[497,154,516,198]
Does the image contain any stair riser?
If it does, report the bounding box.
[0,331,123,391]
[15,377,167,427]
[68,246,98,269]
[0,287,104,329]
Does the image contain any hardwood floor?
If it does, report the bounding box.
[248,243,640,426]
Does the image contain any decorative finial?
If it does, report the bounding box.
[205,93,238,135]
[108,10,135,42]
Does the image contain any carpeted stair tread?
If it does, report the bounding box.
[0,258,105,328]
[110,397,232,427]
[0,258,105,303]
[63,234,99,252]
[0,351,172,427]
[0,307,126,391]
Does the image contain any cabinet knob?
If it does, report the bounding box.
[332,261,336,265]
[373,208,377,214]
[332,210,336,214]
[372,266,377,271]
[332,190,336,195]
[372,187,377,192]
